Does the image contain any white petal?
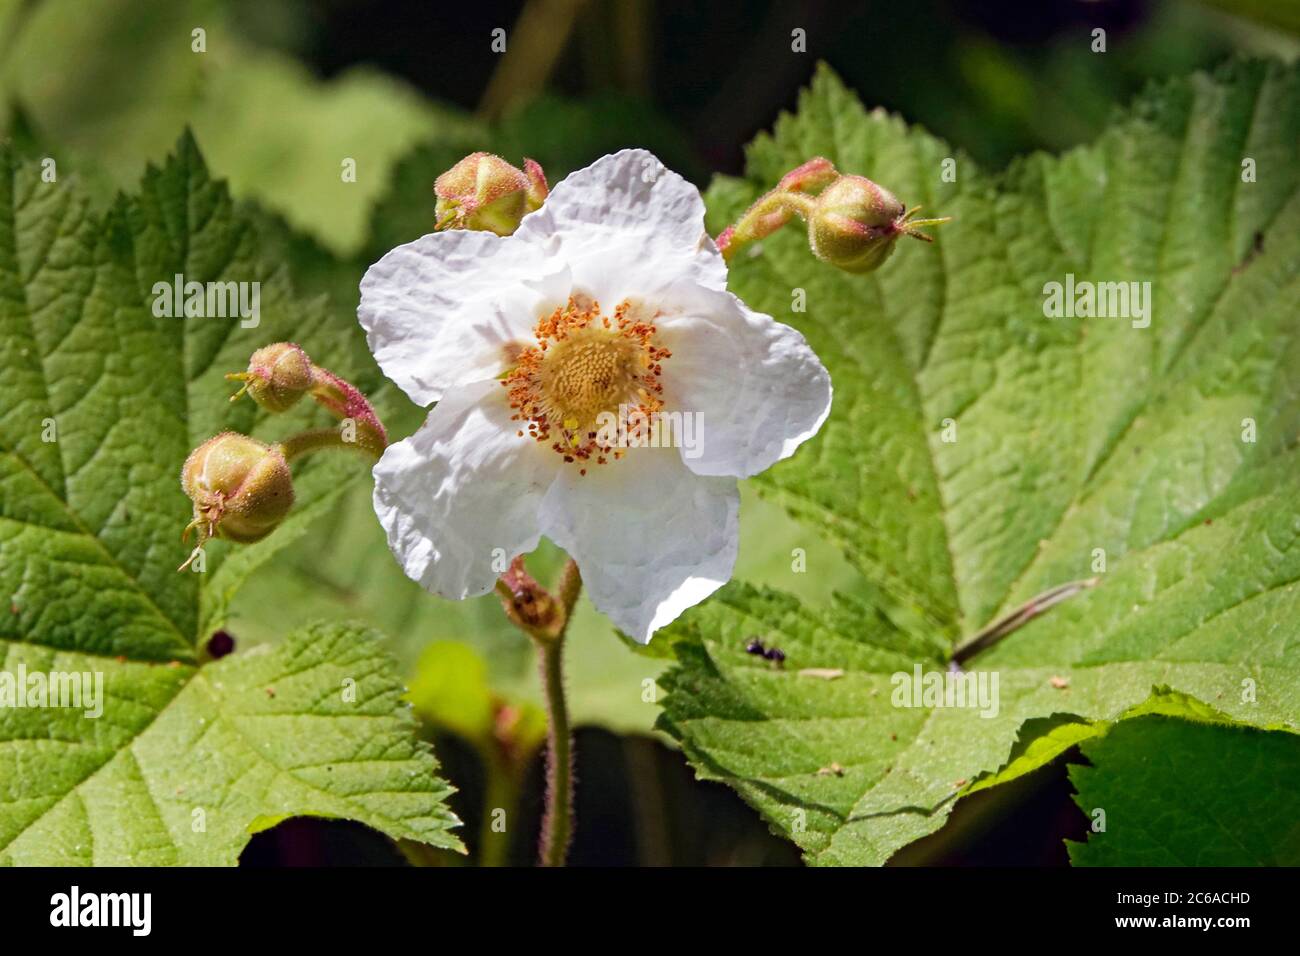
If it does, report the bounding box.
[359,229,563,406]
[539,447,739,643]
[373,379,560,600]
[515,149,727,301]
[656,283,832,478]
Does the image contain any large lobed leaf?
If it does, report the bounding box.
[0,134,460,862]
[659,59,1300,864]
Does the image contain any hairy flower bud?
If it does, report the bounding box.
[435,152,548,235]
[808,176,906,273]
[227,342,313,412]
[808,175,949,274]
[181,432,294,550]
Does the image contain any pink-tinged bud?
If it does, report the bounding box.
[806,175,951,274]
[227,342,313,412]
[181,432,294,546]
[435,152,546,236]
[807,175,908,274]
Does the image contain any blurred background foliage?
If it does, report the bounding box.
[2,0,1295,865]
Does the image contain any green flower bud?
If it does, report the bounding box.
[226,342,314,412]
[181,432,294,548]
[435,152,548,236]
[809,176,905,273]
[807,175,951,274]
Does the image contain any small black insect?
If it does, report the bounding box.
[743,636,785,666]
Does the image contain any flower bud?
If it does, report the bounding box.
[808,175,907,274]
[435,152,548,236]
[807,175,951,274]
[181,432,294,546]
[227,342,313,412]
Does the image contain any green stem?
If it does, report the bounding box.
[721,190,816,261]
[535,633,573,867]
[540,559,582,866]
[493,557,582,866]
[275,424,384,464]
[762,190,817,219]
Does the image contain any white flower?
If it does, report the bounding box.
[359,149,831,642]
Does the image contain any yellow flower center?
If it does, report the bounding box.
[539,328,640,427]
[502,297,670,473]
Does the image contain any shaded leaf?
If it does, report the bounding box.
[1068,716,1300,866]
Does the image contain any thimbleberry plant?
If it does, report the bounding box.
[2,45,1297,873]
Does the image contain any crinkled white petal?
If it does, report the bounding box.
[514,149,727,302]
[655,282,832,478]
[360,229,564,406]
[539,447,739,643]
[373,379,560,600]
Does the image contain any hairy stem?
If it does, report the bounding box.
[535,633,573,866]
[275,424,384,464]
[537,558,582,866]
[494,556,582,865]
[720,190,816,262]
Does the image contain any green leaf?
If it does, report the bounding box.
[660,58,1300,864]
[407,641,498,743]
[1068,716,1300,866]
[0,135,460,861]
[965,685,1273,795]
[0,622,459,864]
